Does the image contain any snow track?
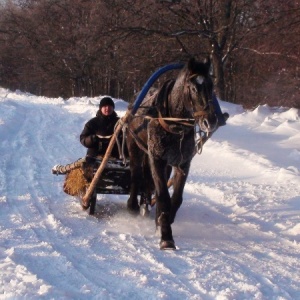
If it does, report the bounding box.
[0,89,300,299]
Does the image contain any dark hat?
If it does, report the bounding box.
[99,97,115,109]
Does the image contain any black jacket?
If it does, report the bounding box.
[80,111,120,158]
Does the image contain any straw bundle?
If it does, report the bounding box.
[63,168,89,197]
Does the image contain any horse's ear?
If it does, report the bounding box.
[187,57,211,74]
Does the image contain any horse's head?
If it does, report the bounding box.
[181,57,218,133]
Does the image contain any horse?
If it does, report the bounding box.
[126,58,218,250]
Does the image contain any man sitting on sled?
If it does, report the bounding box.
[60,96,121,201]
[80,96,120,160]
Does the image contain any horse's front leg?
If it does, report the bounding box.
[170,162,190,224]
[127,162,142,213]
[150,156,175,249]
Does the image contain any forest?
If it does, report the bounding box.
[0,0,299,108]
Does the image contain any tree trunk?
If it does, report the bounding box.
[211,47,226,100]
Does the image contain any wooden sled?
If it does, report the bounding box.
[52,156,151,216]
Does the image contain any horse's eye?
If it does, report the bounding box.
[196,76,204,85]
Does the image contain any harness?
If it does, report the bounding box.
[153,79,196,135]
[125,74,212,156]
[148,113,194,135]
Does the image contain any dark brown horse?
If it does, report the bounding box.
[126,58,218,249]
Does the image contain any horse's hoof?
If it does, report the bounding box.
[127,205,140,215]
[159,240,176,250]
[140,204,150,217]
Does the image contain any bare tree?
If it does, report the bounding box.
[233,0,300,107]
[107,0,259,101]
[0,0,299,107]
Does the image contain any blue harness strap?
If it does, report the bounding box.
[132,63,184,115]
[131,62,227,126]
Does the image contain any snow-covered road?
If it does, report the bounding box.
[1,88,300,299]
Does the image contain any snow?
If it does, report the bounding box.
[0,87,300,299]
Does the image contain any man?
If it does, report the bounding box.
[80,96,120,159]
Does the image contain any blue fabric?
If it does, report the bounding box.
[212,93,227,126]
[212,93,223,116]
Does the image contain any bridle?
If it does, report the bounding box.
[153,72,215,135]
[183,73,215,125]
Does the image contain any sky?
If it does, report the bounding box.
[0,87,300,299]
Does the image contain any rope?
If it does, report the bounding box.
[144,115,195,124]
[114,118,129,165]
[121,124,128,165]
[127,125,149,154]
[194,129,212,155]
[114,120,123,160]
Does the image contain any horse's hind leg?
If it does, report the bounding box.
[127,141,145,213]
[139,156,154,216]
[139,192,151,217]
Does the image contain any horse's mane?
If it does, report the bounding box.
[154,79,175,117]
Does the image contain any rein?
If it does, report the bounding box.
[145,113,195,135]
